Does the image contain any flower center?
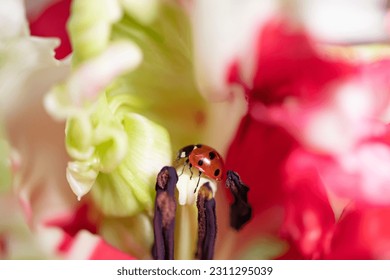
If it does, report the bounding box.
[152,157,252,260]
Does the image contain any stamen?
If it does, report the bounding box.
[226,170,252,231]
[195,183,217,260]
[152,166,178,260]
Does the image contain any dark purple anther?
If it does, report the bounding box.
[195,182,217,260]
[152,166,178,260]
[226,170,252,231]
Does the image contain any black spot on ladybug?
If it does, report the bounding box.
[209,152,216,160]
[214,169,220,177]
[198,159,204,166]
[195,144,203,148]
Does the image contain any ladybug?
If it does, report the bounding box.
[176,144,224,192]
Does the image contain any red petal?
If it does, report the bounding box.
[45,202,99,237]
[56,231,135,260]
[281,149,335,259]
[250,18,354,105]
[29,0,72,59]
[225,115,297,217]
[89,239,135,260]
[326,205,390,259]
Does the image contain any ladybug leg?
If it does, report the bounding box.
[189,163,193,179]
[178,158,189,177]
[193,171,202,193]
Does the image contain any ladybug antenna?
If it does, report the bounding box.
[193,171,202,193]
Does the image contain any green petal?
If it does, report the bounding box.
[90,95,129,172]
[238,237,288,260]
[99,214,154,258]
[68,0,122,65]
[92,112,171,216]
[65,113,94,161]
[110,1,206,150]
[120,0,160,25]
[93,123,128,172]
[92,170,140,216]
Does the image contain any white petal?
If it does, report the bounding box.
[298,0,389,43]
[64,230,100,260]
[0,37,69,119]
[201,85,248,155]
[70,41,142,105]
[66,162,98,200]
[192,0,279,101]
[0,0,28,39]
[304,108,353,154]
[176,166,217,205]
[45,42,142,120]
[25,0,61,21]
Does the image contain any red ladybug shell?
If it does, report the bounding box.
[188,145,224,181]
